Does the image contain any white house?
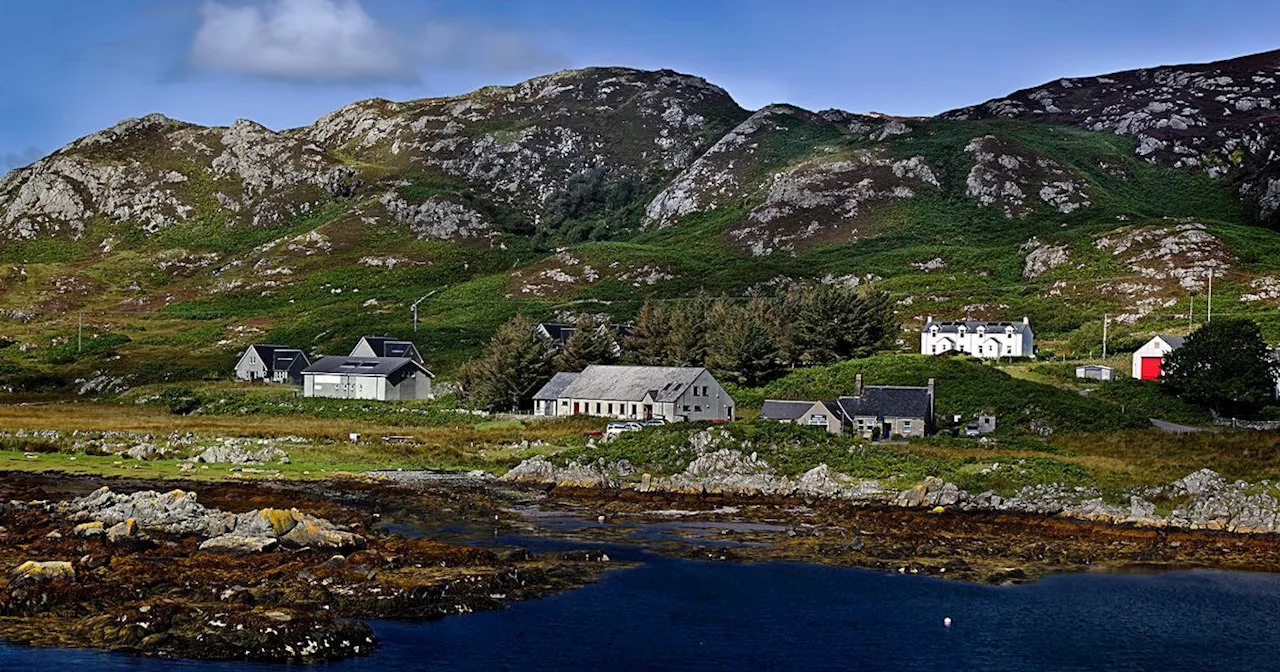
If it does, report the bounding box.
[301,357,434,401]
[234,344,310,384]
[546,365,734,422]
[921,317,1034,359]
[1132,335,1185,380]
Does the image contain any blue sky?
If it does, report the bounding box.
[2,0,1277,170]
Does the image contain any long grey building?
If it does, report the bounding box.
[547,365,734,422]
[301,356,434,401]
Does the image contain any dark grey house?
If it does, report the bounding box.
[234,344,310,384]
[301,356,433,401]
[533,372,580,417]
[350,336,424,364]
[761,374,936,440]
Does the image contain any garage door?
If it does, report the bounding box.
[1140,357,1164,381]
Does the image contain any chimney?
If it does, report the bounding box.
[927,378,936,419]
[855,373,864,397]
[1022,316,1029,325]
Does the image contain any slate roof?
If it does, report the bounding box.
[302,356,433,377]
[1156,334,1186,348]
[559,365,706,402]
[837,386,932,420]
[533,372,580,401]
[271,349,308,371]
[249,344,289,364]
[924,319,1030,334]
[760,400,821,421]
[537,322,632,345]
[354,336,422,360]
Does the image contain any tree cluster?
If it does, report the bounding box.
[456,284,897,411]
[627,285,897,386]
[1161,318,1279,418]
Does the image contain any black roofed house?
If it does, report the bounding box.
[533,372,580,417]
[551,365,734,422]
[836,375,935,440]
[534,322,631,355]
[350,336,424,364]
[301,357,434,401]
[235,344,311,384]
[921,317,1035,359]
[759,400,843,435]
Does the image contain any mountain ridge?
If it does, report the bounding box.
[1,51,1279,392]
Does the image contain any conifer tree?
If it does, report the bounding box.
[463,315,554,411]
[625,299,670,365]
[706,300,782,386]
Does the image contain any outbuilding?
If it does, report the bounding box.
[301,357,433,401]
[1075,364,1115,381]
[1132,335,1185,381]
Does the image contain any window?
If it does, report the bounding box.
[903,421,913,431]
[809,414,828,426]
[694,406,702,412]
[561,400,568,406]
[631,405,638,415]
[692,387,699,397]
[594,403,601,414]
[683,405,691,412]
[608,403,614,414]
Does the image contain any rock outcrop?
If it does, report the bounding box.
[60,487,363,551]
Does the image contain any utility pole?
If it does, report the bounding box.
[410,290,439,333]
[77,311,83,353]
[1189,295,1194,330]
[1207,270,1213,323]
[1102,313,1109,359]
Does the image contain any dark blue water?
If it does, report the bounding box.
[4,559,1280,671]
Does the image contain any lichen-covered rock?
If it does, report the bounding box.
[964,135,1091,217]
[1022,238,1071,279]
[726,149,939,256]
[198,534,280,554]
[8,561,75,583]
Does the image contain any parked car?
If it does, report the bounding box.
[642,418,669,427]
[964,423,981,437]
[605,422,642,438]
[584,430,605,439]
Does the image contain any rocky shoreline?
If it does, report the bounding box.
[502,429,1280,535]
[0,473,611,663]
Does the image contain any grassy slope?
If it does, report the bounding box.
[0,117,1273,392]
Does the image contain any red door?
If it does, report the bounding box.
[1140,357,1164,381]
[573,402,580,414]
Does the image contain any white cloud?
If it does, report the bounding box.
[190,0,416,83]
[189,0,567,84]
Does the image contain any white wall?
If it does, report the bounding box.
[1132,338,1178,379]
[921,327,1032,359]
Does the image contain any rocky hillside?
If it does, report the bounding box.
[2,53,1280,392]
[944,49,1280,226]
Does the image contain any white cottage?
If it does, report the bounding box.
[921,317,1035,359]
[551,365,734,422]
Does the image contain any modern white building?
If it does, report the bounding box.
[301,356,434,400]
[1132,335,1185,380]
[921,317,1035,359]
